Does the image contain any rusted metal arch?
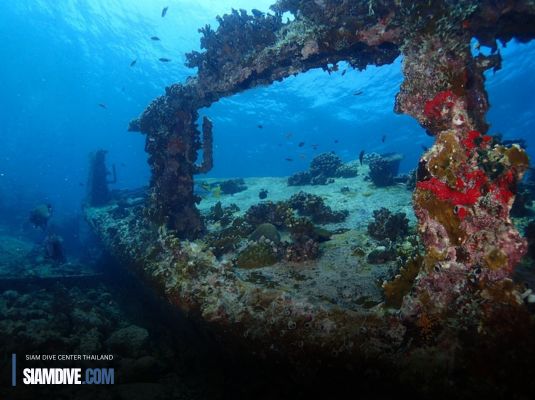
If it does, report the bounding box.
[128,0,535,304]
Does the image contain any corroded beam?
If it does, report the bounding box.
[129,2,403,237]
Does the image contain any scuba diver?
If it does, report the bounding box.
[28,203,67,264]
[29,203,53,229]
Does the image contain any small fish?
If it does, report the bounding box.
[212,185,221,198]
[285,158,293,162]
[353,90,364,96]
[201,182,211,191]
[298,142,305,147]
[257,124,263,129]
[79,182,85,187]
[311,144,319,150]
[298,153,306,160]
[341,69,347,76]
[285,132,293,139]
[98,103,107,109]
[159,58,171,62]
[359,150,365,166]
[130,59,137,67]
[334,139,339,143]
[151,36,160,41]
[382,135,386,143]
[421,145,429,152]
[161,6,168,17]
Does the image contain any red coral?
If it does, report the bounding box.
[418,177,478,206]
[461,130,492,153]
[491,169,515,205]
[462,130,481,150]
[424,90,457,120]
[417,169,487,207]
[456,206,469,220]
[465,170,487,184]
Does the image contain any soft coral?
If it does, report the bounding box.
[417,167,488,208]
[491,169,515,205]
[417,176,483,206]
[461,130,492,152]
[424,90,457,120]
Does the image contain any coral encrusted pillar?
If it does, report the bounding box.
[395,31,529,314]
[145,110,206,238]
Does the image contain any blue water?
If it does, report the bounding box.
[1,0,535,221]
